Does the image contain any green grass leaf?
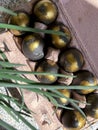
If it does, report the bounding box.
[40,90,88,105]
[0,69,75,78]
[0,23,65,36]
[0,6,17,16]
[29,88,74,110]
[0,73,34,83]
[0,81,98,90]
[0,119,17,130]
[0,103,19,122]
[45,94,73,110]
[0,93,18,102]
[0,93,32,114]
[0,61,24,68]
[0,50,8,61]
[10,107,37,130]
[30,88,75,104]
[0,100,37,130]
[19,88,25,112]
[52,90,87,119]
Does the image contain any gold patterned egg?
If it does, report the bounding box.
[47,23,72,49]
[35,59,59,84]
[33,0,58,24]
[84,93,98,119]
[59,48,84,73]
[72,70,97,94]
[9,11,30,36]
[22,34,45,61]
[57,89,71,105]
[61,109,86,130]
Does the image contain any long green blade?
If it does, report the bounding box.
[0,23,65,36]
[52,90,87,119]
[0,119,17,130]
[0,93,17,101]
[0,61,24,68]
[10,107,37,130]
[0,93,32,113]
[0,50,8,61]
[29,88,87,105]
[0,69,75,78]
[0,104,19,122]
[33,87,73,110]
[40,90,88,105]
[0,6,17,16]
[45,93,73,110]
[0,101,37,130]
[19,88,25,112]
[0,82,98,90]
[0,73,35,83]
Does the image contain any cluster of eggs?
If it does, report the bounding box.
[9,0,98,130]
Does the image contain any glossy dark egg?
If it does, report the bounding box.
[35,59,59,84]
[9,11,30,36]
[22,34,45,61]
[33,0,58,24]
[84,93,98,119]
[47,23,72,49]
[57,89,71,105]
[72,70,97,94]
[61,109,86,130]
[59,48,84,73]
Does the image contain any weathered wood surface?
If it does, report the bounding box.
[60,0,98,78]
[0,32,63,130]
[0,0,98,130]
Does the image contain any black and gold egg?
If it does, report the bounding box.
[84,93,98,119]
[33,0,58,24]
[57,89,71,105]
[9,11,30,36]
[59,48,84,73]
[61,109,86,130]
[72,70,97,94]
[22,34,45,61]
[47,23,72,49]
[35,59,59,84]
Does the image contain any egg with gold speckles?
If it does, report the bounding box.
[9,11,30,36]
[22,34,45,61]
[84,93,98,119]
[33,0,58,24]
[72,70,97,94]
[35,59,59,84]
[47,23,72,49]
[59,48,84,73]
[61,109,86,130]
[57,89,71,105]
